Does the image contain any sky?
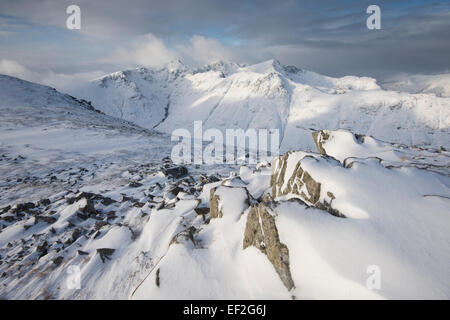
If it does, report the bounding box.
[0,0,449,90]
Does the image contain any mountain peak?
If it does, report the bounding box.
[165,59,189,73]
[194,60,244,76]
[241,59,285,75]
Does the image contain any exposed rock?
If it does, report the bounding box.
[94,221,109,230]
[164,186,182,200]
[312,130,330,155]
[97,248,115,263]
[243,202,295,291]
[52,256,63,266]
[169,226,198,247]
[129,181,143,188]
[11,202,35,214]
[1,205,11,214]
[34,216,57,225]
[209,185,253,219]
[78,198,97,215]
[198,174,209,184]
[161,166,188,179]
[209,188,223,219]
[155,268,160,287]
[37,199,51,207]
[198,174,220,184]
[194,207,209,220]
[101,197,116,206]
[36,241,48,259]
[71,228,82,243]
[271,152,344,217]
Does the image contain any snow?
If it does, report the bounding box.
[71,60,449,152]
[272,151,450,298]
[132,186,289,300]
[315,129,449,176]
[0,67,449,300]
[382,73,450,97]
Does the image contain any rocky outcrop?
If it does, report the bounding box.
[312,130,330,155]
[271,152,344,217]
[208,184,295,291]
[160,165,188,179]
[243,202,295,291]
[312,129,365,157]
[169,226,199,247]
[209,187,223,219]
[209,186,254,219]
[97,248,115,263]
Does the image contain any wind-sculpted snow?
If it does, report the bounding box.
[73,59,449,152]
[312,129,450,176]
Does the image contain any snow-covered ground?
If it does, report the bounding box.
[0,66,449,300]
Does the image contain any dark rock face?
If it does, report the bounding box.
[71,228,82,243]
[78,198,97,215]
[161,166,188,179]
[94,221,108,231]
[155,268,160,287]
[52,256,63,266]
[36,241,48,259]
[129,181,143,188]
[11,202,35,214]
[198,174,220,184]
[97,248,115,263]
[194,207,209,217]
[38,199,51,207]
[34,216,57,225]
[243,202,295,291]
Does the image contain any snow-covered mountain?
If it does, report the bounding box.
[382,72,450,98]
[0,70,449,300]
[74,59,450,152]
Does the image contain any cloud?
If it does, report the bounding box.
[175,35,236,65]
[0,0,449,80]
[111,34,178,68]
[108,34,243,69]
[0,59,105,92]
[0,59,36,80]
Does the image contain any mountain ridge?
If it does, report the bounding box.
[69,59,449,152]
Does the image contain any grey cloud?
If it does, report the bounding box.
[0,0,449,80]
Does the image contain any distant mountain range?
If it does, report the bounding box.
[71,59,450,152]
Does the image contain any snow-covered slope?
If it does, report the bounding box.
[73,60,450,152]
[382,73,450,98]
[1,74,449,299]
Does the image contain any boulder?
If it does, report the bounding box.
[97,248,115,263]
[209,185,254,220]
[243,202,295,291]
[78,198,97,215]
[161,166,188,179]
